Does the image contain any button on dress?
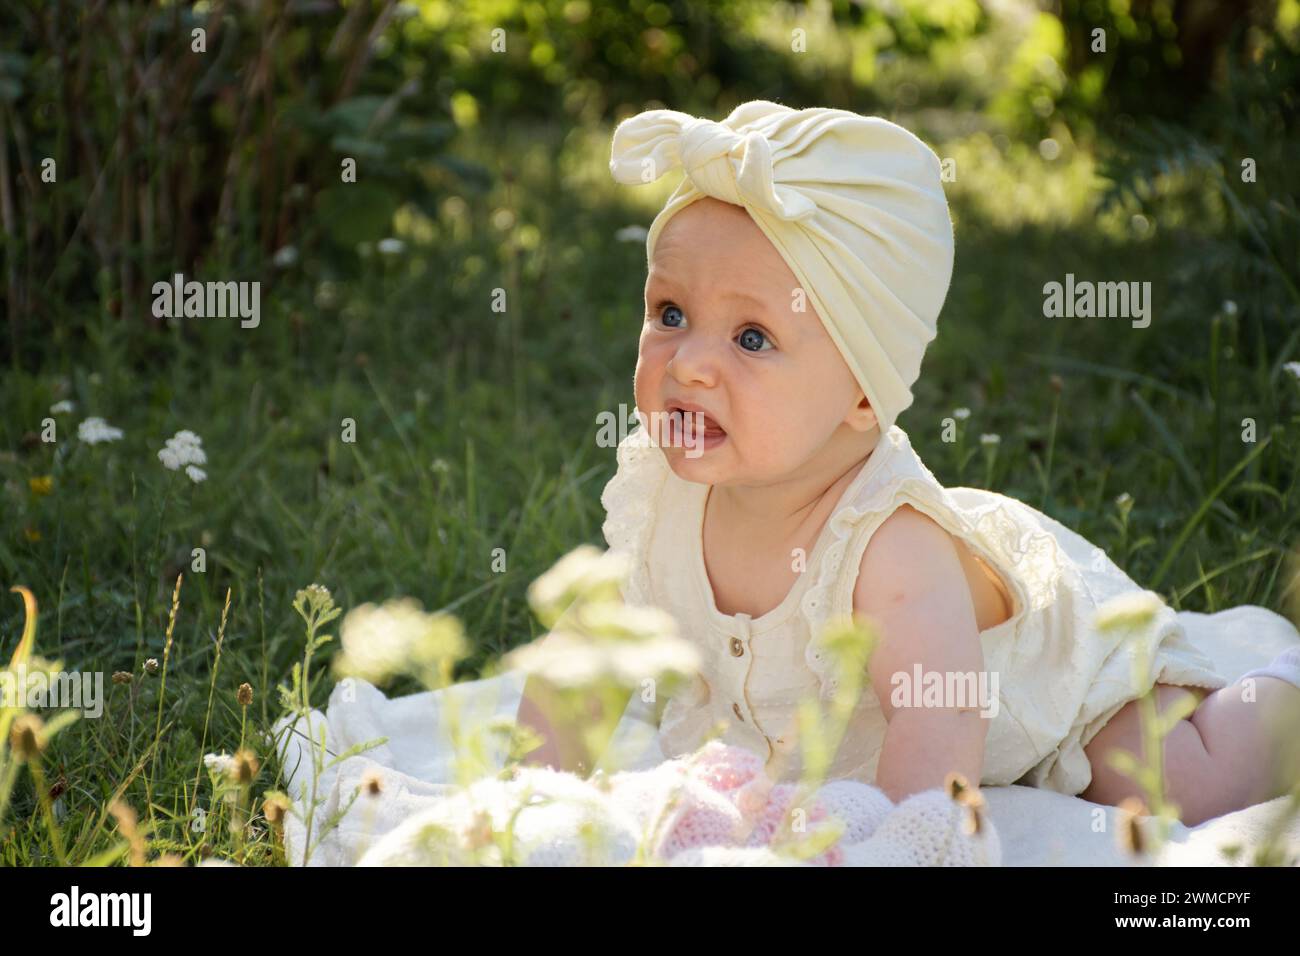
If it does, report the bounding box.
[600,418,1260,796]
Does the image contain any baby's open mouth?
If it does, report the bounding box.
[665,403,727,448]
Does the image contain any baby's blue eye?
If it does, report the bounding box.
[660,304,685,328]
[737,327,772,352]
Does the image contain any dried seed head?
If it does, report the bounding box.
[109,798,138,833]
[109,798,147,867]
[262,791,291,825]
[9,714,45,761]
[944,770,987,834]
[1117,796,1148,856]
[1049,373,1064,394]
[112,671,132,685]
[143,658,159,675]
[944,770,970,802]
[232,748,260,785]
[236,682,253,707]
[360,768,383,797]
[961,802,987,836]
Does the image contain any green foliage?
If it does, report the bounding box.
[0,1,478,363]
[1055,0,1283,133]
[1097,28,1300,331]
[407,0,990,124]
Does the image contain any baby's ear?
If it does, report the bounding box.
[847,392,878,433]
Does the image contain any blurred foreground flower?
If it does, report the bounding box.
[333,597,469,687]
[502,545,701,776]
[505,603,697,689]
[1090,589,1187,854]
[525,544,630,629]
[507,544,699,688]
[77,417,123,444]
[1094,590,1163,634]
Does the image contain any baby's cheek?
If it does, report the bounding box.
[632,356,653,405]
[748,405,827,468]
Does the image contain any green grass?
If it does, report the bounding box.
[2,117,1298,865]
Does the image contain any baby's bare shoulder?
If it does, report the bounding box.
[851,505,985,699]
[852,503,967,613]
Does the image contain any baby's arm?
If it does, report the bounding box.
[513,643,631,776]
[853,504,988,804]
[514,671,584,772]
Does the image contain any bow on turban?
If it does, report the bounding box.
[608,100,954,434]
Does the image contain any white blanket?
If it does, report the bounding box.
[277,605,1300,866]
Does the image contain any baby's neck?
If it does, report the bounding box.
[710,426,882,543]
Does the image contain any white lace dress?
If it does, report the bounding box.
[600,421,1279,796]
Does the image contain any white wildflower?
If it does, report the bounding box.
[204,752,235,776]
[952,407,971,420]
[315,280,340,309]
[49,400,74,415]
[272,245,299,269]
[1283,361,1300,382]
[158,430,207,471]
[377,238,405,256]
[1222,300,1238,316]
[616,225,649,243]
[980,433,1001,446]
[78,417,124,444]
[185,465,207,484]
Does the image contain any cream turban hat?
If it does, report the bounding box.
[608,100,954,434]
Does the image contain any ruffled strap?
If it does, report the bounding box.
[600,418,670,610]
[600,420,706,731]
[800,430,1067,702]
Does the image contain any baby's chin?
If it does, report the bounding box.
[657,438,731,483]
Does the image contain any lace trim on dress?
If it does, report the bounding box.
[800,436,1067,702]
[600,422,668,610]
[600,420,710,731]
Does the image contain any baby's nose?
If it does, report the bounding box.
[667,339,724,386]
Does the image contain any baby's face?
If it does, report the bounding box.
[634,197,877,485]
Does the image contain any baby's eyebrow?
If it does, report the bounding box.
[721,289,772,312]
[647,277,774,313]
[645,271,682,293]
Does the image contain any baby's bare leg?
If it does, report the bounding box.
[1081,680,1300,826]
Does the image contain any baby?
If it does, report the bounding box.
[518,101,1300,827]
